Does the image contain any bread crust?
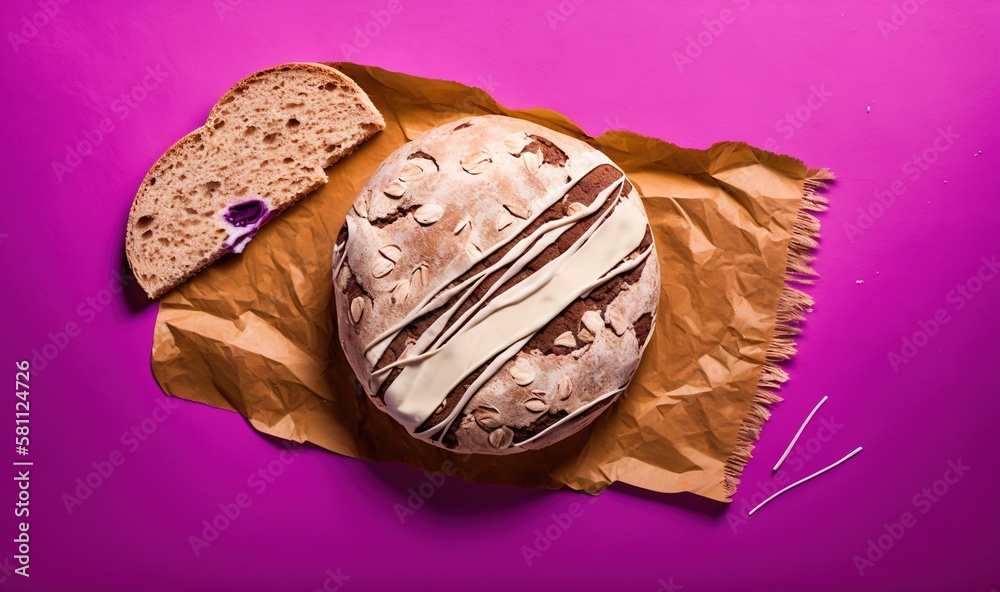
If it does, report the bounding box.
[334,115,659,454]
[126,62,384,298]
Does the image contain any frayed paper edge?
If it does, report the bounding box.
[723,167,834,499]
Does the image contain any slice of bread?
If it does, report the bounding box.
[125,62,385,298]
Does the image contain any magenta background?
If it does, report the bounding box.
[1,1,998,591]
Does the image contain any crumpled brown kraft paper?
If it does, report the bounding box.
[151,63,831,502]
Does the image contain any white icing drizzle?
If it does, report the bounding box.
[343,152,654,446]
[361,151,610,368]
[416,238,652,445]
[513,385,626,447]
[369,178,625,380]
[428,337,533,439]
[422,241,653,442]
[426,181,625,352]
[384,187,648,431]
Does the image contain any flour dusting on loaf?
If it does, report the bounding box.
[334,115,659,454]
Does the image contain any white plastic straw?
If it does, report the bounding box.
[773,395,829,472]
[749,446,863,516]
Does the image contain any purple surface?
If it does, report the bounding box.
[1,1,998,590]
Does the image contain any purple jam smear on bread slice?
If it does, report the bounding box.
[124,62,386,299]
[224,199,268,227]
[220,199,273,254]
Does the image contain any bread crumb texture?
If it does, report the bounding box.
[126,63,384,298]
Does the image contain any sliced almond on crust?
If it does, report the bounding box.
[336,264,352,291]
[354,193,370,218]
[461,149,492,175]
[390,279,410,303]
[473,405,503,430]
[495,209,515,231]
[557,375,572,401]
[379,244,402,262]
[503,202,531,220]
[398,162,425,183]
[554,331,577,349]
[488,425,514,449]
[414,203,444,225]
[607,307,630,336]
[503,132,530,155]
[411,265,427,290]
[383,179,407,198]
[371,258,394,278]
[524,397,548,413]
[521,150,542,174]
[350,296,366,323]
[581,310,605,334]
[509,356,536,386]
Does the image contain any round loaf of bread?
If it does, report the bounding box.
[333,115,659,454]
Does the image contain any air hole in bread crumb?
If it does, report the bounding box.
[137,216,154,229]
[323,82,336,91]
[325,144,341,152]
[263,133,277,144]
[205,181,220,191]
[283,157,294,163]
[140,230,153,240]
[213,119,225,129]
[286,118,300,128]
[184,207,198,216]
[244,126,257,136]
[149,177,156,186]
